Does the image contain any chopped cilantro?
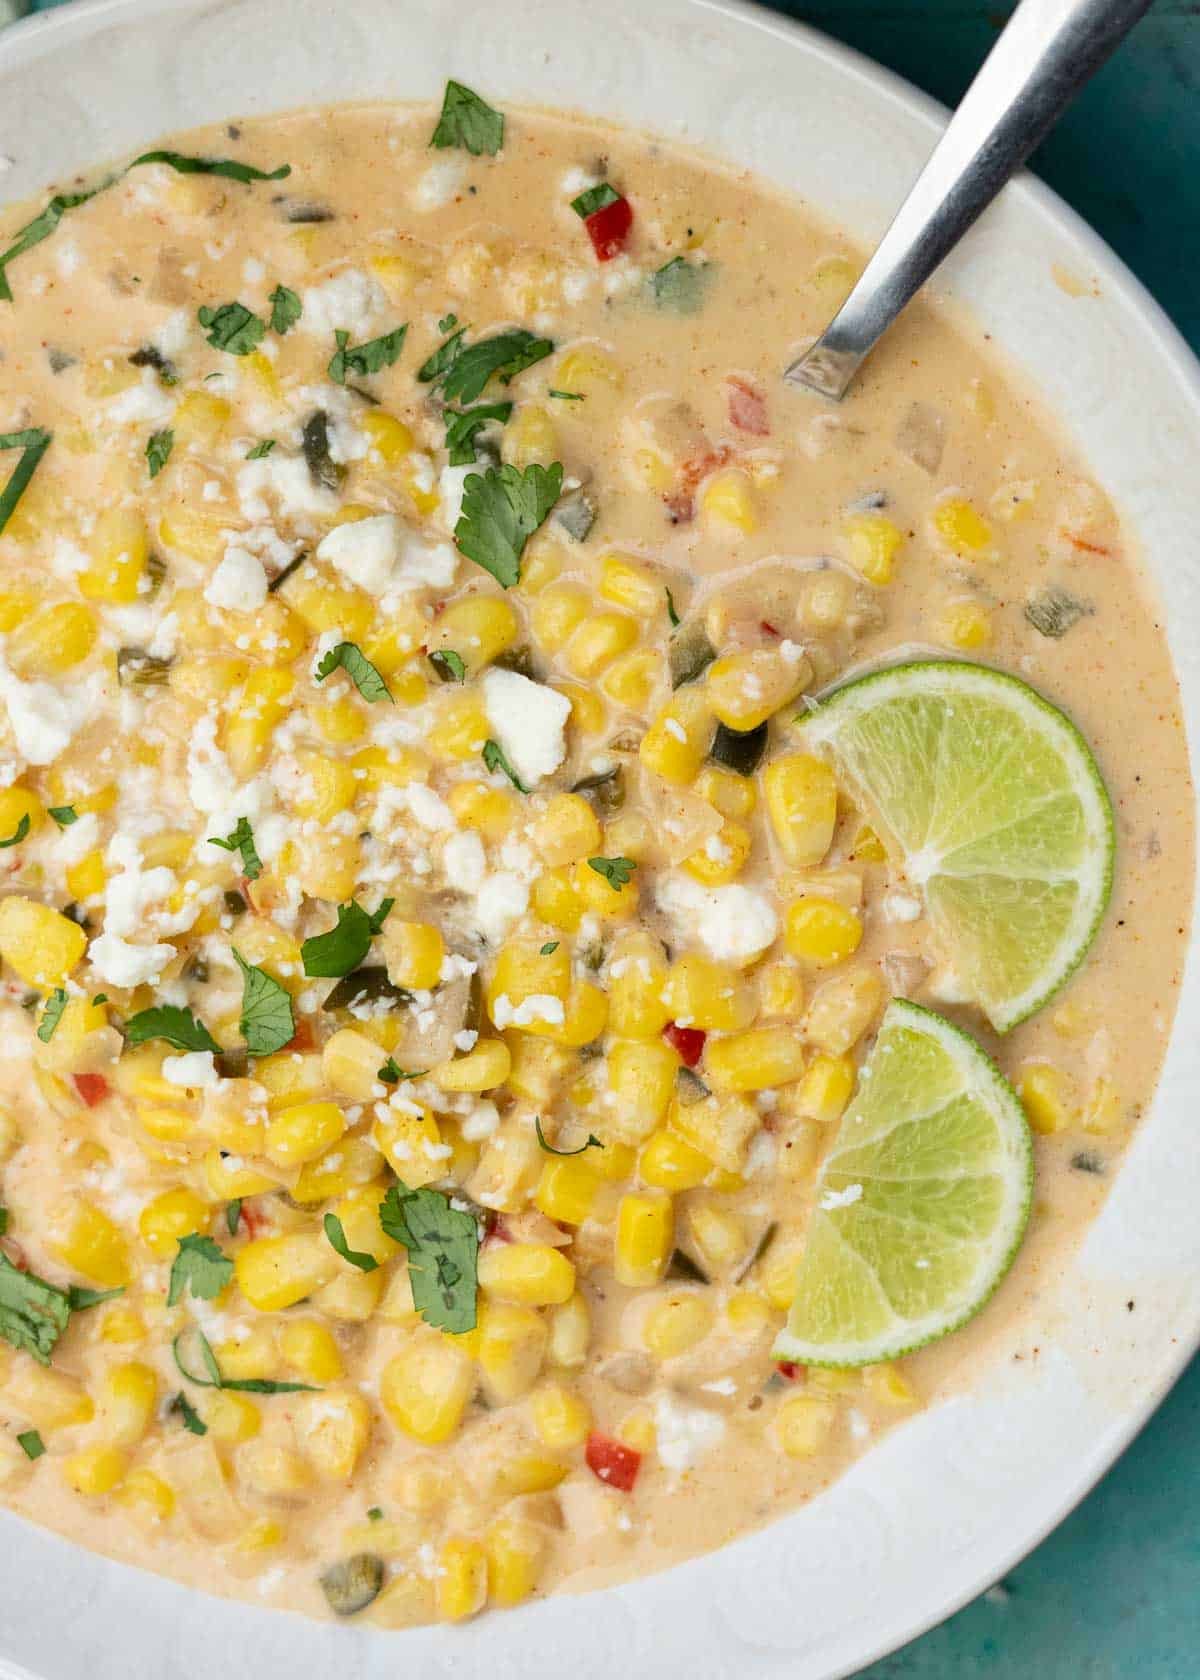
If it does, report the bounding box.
[47,805,77,827]
[535,1117,603,1156]
[0,1254,70,1365]
[323,1213,379,1273]
[208,815,263,881]
[454,460,562,588]
[125,1005,220,1055]
[379,1182,479,1334]
[35,988,67,1044]
[571,183,621,218]
[232,950,295,1057]
[197,301,265,355]
[430,81,504,157]
[301,898,394,979]
[167,1233,233,1309]
[16,1429,44,1460]
[146,427,173,478]
[482,738,528,793]
[444,400,512,466]
[328,324,407,384]
[0,813,29,848]
[268,283,301,334]
[314,640,392,703]
[428,648,467,684]
[587,855,637,891]
[0,428,52,538]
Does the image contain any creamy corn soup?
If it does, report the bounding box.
[0,87,1187,1626]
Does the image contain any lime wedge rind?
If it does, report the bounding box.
[772,1000,1033,1369]
[801,660,1114,1032]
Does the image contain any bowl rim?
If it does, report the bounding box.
[0,0,1197,1674]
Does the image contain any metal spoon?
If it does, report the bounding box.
[785,0,1152,400]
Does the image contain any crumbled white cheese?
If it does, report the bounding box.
[299,267,389,339]
[655,874,778,966]
[204,545,269,612]
[0,656,103,766]
[106,368,175,427]
[238,451,338,523]
[401,783,456,833]
[162,1051,220,1089]
[438,463,473,529]
[317,513,404,596]
[474,872,530,945]
[490,993,566,1029]
[653,1393,726,1473]
[881,891,923,924]
[460,1101,500,1141]
[481,669,570,788]
[412,157,466,210]
[442,830,486,893]
[89,931,175,989]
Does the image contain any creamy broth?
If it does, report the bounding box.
[0,95,1187,1625]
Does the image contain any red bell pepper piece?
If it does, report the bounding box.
[663,1020,706,1068]
[585,1430,642,1492]
[72,1072,110,1109]
[727,374,769,436]
[776,1361,802,1382]
[583,194,633,261]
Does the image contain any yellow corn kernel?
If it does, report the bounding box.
[663,953,757,1032]
[639,686,714,785]
[567,858,638,923]
[596,558,657,623]
[785,896,863,968]
[794,1052,856,1124]
[240,1442,313,1498]
[546,1291,590,1371]
[9,601,97,679]
[938,599,993,649]
[844,513,904,585]
[319,1028,387,1103]
[8,1364,93,1431]
[519,537,563,595]
[533,1154,603,1225]
[372,1103,446,1189]
[478,1242,575,1307]
[865,1363,919,1407]
[1018,1063,1079,1135]
[616,1404,656,1453]
[382,919,445,991]
[477,1299,549,1405]
[235,1233,340,1312]
[171,388,231,450]
[606,1038,680,1143]
[434,1038,511,1094]
[0,587,38,628]
[64,850,105,903]
[775,1394,838,1458]
[530,867,584,932]
[116,1468,174,1523]
[63,1445,127,1497]
[0,897,87,988]
[601,648,660,714]
[531,793,601,868]
[933,496,993,557]
[726,1290,773,1336]
[764,754,837,868]
[806,967,884,1055]
[100,1305,146,1345]
[695,765,757,821]
[95,1361,157,1447]
[224,666,293,778]
[77,509,148,604]
[430,594,519,675]
[157,503,228,565]
[538,980,609,1047]
[360,409,414,462]
[1084,1077,1123,1134]
[639,1128,712,1192]
[202,1390,262,1444]
[292,1136,385,1206]
[47,1202,129,1287]
[444,780,516,840]
[350,745,430,797]
[670,1091,758,1174]
[233,1516,283,1554]
[565,611,638,679]
[754,960,803,1020]
[486,1517,546,1609]
[312,1265,386,1323]
[214,1325,278,1381]
[554,680,606,741]
[707,648,810,733]
[505,404,558,470]
[251,1052,323,1115]
[426,690,490,762]
[555,346,622,397]
[530,1383,591,1450]
[704,1026,807,1094]
[615,1192,673,1288]
[284,570,375,642]
[308,696,368,747]
[437,1536,488,1623]
[137,1187,210,1259]
[32,993,110,1075]
[531,582,590,653]
[279,1318,344,1385]
[684,818,752,886]
[851,824,888,864]
[488,939,571,1020]
[688,1203,748,1272]
[382,1330,474,1445]
[294,1389,371,1480]
[599,936,665,1044]
[0,785,43,846]
[283,751,356,823]
[701,468,757,533]
[643,1289,714,1359]
[265,1100,346,1169]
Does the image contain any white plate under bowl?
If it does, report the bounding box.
[0,1,1197,1676]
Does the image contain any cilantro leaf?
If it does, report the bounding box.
[125,1005,220,1055]
[482,738,528,793]
[129,150,290,185]
[0,1254,70,1365]
[535,1117,604,1156]
[146,428,173,479]
[650,255,711,315]
[246,438,276,459]
[268,283,301,335]
[47,805,77,827]
[455,461,562,588]
[417,323,467,385]
[314,640,392,703]
[548,388,584,401]
[379,1183,479,1334]
[428,649,467,684]
[197,301,265,356]
[571,183,621,218]
[444,401,512,467]
[36,989,67,1044]
[208,815,263,881]
[0,428,52,538]
[301,898,394,979]
[16,1429,44,1460]
[170,1391,207,1435]
[323,1213,379,1273]
[377,1059,424,1085]
[587,854,637,890]
[67,1284,124,1311]
[433,329,553,406]
[0,812,29,848]
[540,942,559,956]
[430,80,504,157]
[172,1327,316,1393]
[226,1200,242,1237]
[167,1233,234,1308]
[328,324,407,385]
[665,586,681,627]
[232,950,295,1056]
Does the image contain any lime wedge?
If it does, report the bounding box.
[802,660,1114,1031]
[773,999,1032,1367]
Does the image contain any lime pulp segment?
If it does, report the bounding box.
[773,999,1033,1368]
[801,660,1114,1032]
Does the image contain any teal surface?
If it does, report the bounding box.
[20,0,1200,1674]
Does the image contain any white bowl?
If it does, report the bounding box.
[0,1,1197,1675]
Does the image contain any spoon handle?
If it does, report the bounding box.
[786,0,1152,399]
